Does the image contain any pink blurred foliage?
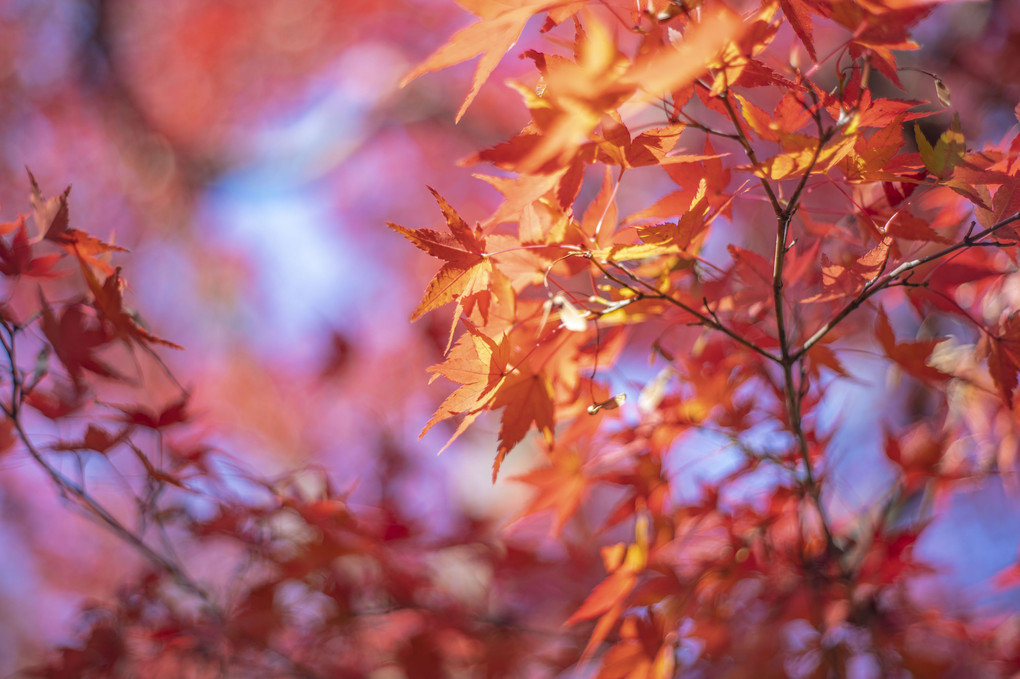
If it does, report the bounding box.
[0,0,563,672]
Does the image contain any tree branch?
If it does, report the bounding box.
[763,119,842,560]
[795,212,1020,360]
[585,254,783,363]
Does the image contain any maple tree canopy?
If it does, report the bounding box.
[3,0,1020,677]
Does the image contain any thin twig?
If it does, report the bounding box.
[795,212,1020,359]
[584,254,783,363]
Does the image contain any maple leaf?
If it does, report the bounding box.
[625,5,743,98]
[976,173,1020,234]
[0,216,63,278]
[842,119,909,182]
[907,247,1008,319]
[598,614,676,679]
[856,529,934,588]
[473,170,571,226]
[421,327,508,450]
[987,312,1020,407]
[883,422,943,493]
[914,115,965,180]
[510,19,634,173]
[28,170,126,276]
[875,307,949,384]
[51,424,129,454]
[627,138,731,223]
[490,367,554,480]
[80,263,184,350]
[27,169,69,241]
[501,9,741,173]
[25,381,87,420]
[399,0,558,121]
[512,446,588,536]
[39,295,120,386]
[804,237,890,303]
[567,516,651,661]
[734,92,781,143]
[854,90,930,129]
[389,188,511,350]
[805,342,850,379]
[780,0,820,61]
[229,581,282,644]
[632,178,709,253]
[749,128,857,181]
[883,209,947,242]
[698,4,776,95]
[421,320,557,480]
[113,396,190,430]
[615,124,689,169]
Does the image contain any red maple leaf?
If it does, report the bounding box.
[80,264,183,350]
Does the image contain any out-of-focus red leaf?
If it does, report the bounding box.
[51,424,128,455]
[987,312,1020,406]
[512,446,589,536]
[39,295,120,386]
[229,581,281,646]
[80,265,183,350]
[874,307,950,384]
[113,396,190,430]
[25,382,87,420]
[0,417,15,455]
[0,217,64,278]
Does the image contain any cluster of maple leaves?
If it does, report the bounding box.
[6,179,608,677]
[389,0,1020,676]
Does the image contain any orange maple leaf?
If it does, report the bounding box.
[805,237,890,303]
[598,614,676,679]
[567,515,650,661]
[512,446,588,536]
[780,0,819,61]
[399,0,560,121]
[421,327,508,447]
[632,178,709,252]
[495,8,741,175]
[421,321,557,480]
[491,367,554,480]
[389,188,512,350]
